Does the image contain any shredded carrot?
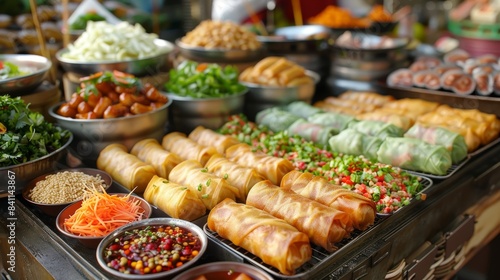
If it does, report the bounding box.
[63,189,145,237]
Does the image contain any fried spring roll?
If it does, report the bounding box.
[281,171,376,231]
[204,154,265,202]
[208,198,312,275]
[168,160,239,210]
[143,175,206,221]
[188,126,240,154]
[97,143,156,193]
[246,180,353,251]
[162,132,217,166]
[225,143,294,185]
[130,138,182,178]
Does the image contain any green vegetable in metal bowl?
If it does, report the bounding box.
[0,95,72,167]
[165,60,246,98]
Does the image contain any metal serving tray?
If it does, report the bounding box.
[203,176,433,279]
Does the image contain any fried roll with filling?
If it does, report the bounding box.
[225,143,294,185]
[246,180,352,251]
[130,138,182,178]
[97,143,156,193]
[162,132,217,166]
[168,160,239,210]
[281,171,376,231]
[188,126,240,154]
[205,153,265,202]
[143,175,206,221]
[208,198,312,275]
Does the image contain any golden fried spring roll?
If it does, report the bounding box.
[205,153,265,202]
[208,198,312,275]
[281,171,376,231]
[162,132,217,166]
[143,175,206,221]
[97,143,156,193]
[246,180,352,251]
[188,126,240,154]
[225,143,294,185]
[168,160,239,210]
[130,139,182,178]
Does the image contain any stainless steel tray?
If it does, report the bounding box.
[204,176,433,279]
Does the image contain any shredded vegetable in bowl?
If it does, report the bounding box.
[62,21,169,61]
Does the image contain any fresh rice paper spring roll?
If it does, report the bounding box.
[188,125,240,154]
[246,180,352,251]
[280,171,376,231]
[207,198,312,275]
[307,112,357,134]
[285,101,323,119]
[377,137,452,175]
[225,143,294,185]
[256,107,301,133]
[143,175,206,221]
[328,129,383,161]
[287,119,336,146]
[168,160,239,210]
[348,120,405,140]
[162,132,217,166]
[130,138,183,179]
[97,143,156,193]
[404,124,468,164]
[204,153,265,202]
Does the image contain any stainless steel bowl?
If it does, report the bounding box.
[96,217,208,279]
[241,70,320,121]
[0,54,52,95]
[172,261,273,280]
[0,132,73,194]
[48,99,172,163]
[167,90,247,133]
[55,39,174,76]
[176,39,265,63]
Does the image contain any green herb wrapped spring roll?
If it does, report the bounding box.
[377,137,452,175]
[348,120,404,140]
[256,107,301,132]
[328,129,383,160]
[404,124,468,164]
[307,112,357,134]
[285,101,323,119]
[287,119,336,145]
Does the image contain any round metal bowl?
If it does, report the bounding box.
[56,193,152,248]
[22,168,113,217]
[167,90,247,133]
[96,217,208,279]
[55,39,174,76]
[0,132,73,194]
[176,39,265,63]
[0,54,52,95]
[172,261,273,280]
[241,70,320,121]
[48,98,172,163]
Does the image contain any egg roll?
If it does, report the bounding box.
[143,175,206,221]
[338,91,395,107]
[225,143,294,185]
[97,143,156,193]
[404,124,468,164]
[162,132,217,166]
[208,198,312,275]
[168,160,239,210]
[377,137,452,175]
[281,171,376,231]
[204,154,265,202]
[246,180,352,251]
[188,126,240,154]
[130,139,183,178]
